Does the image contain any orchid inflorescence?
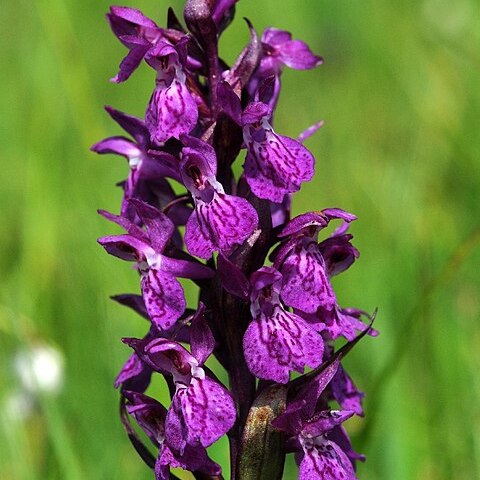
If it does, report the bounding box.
[93,1,377,478]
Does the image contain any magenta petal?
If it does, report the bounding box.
[272,358,341,434]
[242,101,272,124]
[109,6,159,30]
[141,269,186,330]
[146,80,198,143]
[91,136,141,158]
[185,193,258,259]
[98,234,152,262]
[177,377,236,447]
[279,212,328,237]
[184,208,215,259]
[302,410,355,439]
[279,40,323,70]
[280,244,336,313]
[190,303,215,365]
[245,132,314,202]
[243,306,324,384]
[157,443,221,479]
[331,366,365,416]
[262,27,292,45]
[165,395,187,453]
[104,106,149,146]
[112,37,151,83]
[130,199,174,252]
[160,256,215,280]
[299,440,357,480]
[114,353,152,393]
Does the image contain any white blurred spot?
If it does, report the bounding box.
[14,344,64,395]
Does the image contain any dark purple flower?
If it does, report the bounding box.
[274,209,356,314]
[124,390,221,479]
[124,308,236,453]
[91,106,183,220]
[107,6,164,82]
[243,267,324,383]
[98,201,213,330]
[180,136,258,258]
[145,40,199,144]
[272,359,358,480]
[242,101,315,202]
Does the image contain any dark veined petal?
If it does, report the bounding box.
[280,243,336,313]
[299,439,357,480]
[141,268,186,331]
[146,79,198,144]
[184,193,258,259]
[243,306,323,384]
[176,376,236,447]
[244,131,314,203]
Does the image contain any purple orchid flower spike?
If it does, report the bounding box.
[107,6,164,82]
[91,106,182,220]
[98,201,213,330]
[272,358,358,480]
[145,39,199,144]
[124,316,236,455]
[242,101,315,202]
[243,266,324,384]
[275,209,357,314]
[180,135,259,258]
[123,391,221,480]
[96,3,376,477]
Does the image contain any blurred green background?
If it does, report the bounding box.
[1,0,479,478]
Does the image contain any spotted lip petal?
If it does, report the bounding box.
[299,438,358,480]
[244,127,315,203]
[185,193,259,259]
[181,138,258,258]
[243,305,323,384]
[174,376,236,448]
[141,269,186,331]
[146,79,199,144]
[280,241,336,313]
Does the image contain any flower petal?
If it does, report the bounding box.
[141,269,186,330]
[177,377,236,447]
[280,243,336,313]
[146,79,198,144]
[278,40,323,70]
[299,439,357,480]
[243,306,324,383]
[244,132,314,202]
[185,193,258,259]
[114,353,152,392]
[190,303,215,365]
